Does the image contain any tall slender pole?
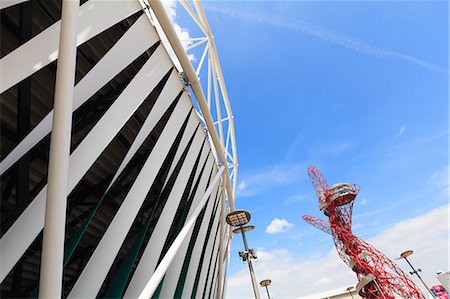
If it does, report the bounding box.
[38,1,79,298]
[241,226,261,299]
[264,285,271,299]
[404,257,438,299]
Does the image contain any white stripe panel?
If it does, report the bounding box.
[68,45,172,205]
[0,14,158,176]
[0,45,172,282]
[162,96,202,187]
[0,186,46,282]
[156,148,214,299]
[0,0,28,10]
[68,110,201,299]
[0,0,141,93]
[106,72,185,192]
[119,124,202,298]
[181,180,221,299]
[125,159,218,298]
[204,253,220,299]
[196,196,223,299]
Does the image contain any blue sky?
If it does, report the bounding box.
[174,1,448,297]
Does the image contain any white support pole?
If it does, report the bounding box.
[216,181,227,299]
[38,0,79,298]
[187,38,208,51]
[179,0,208,35]
[195,42,209,75]
[149,0,235,210]
[207,47,212,108]
[212,58,225,146]
[138,166,225,299]
[192,1,239,195]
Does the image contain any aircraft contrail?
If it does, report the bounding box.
[203,3,447,73]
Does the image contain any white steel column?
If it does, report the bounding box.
[38,0,79,298]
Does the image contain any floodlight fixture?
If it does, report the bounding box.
[260,279,271,287]
[259,279,272,299]
[233,225,255,234]
[398,250,414,259]
[226,209,251,227]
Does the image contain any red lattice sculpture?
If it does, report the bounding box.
[303,165,425,299]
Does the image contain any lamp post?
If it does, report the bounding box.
[346,286,356,299]
[226,210,260,299]
[260,279,272,299]
[397,250,437,299]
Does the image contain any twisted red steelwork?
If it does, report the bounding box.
[303,166,425,299]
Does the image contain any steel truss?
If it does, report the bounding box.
[138,1,238,298]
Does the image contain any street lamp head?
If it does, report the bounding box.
[226,209,251,226]
[232,225,255,234]
[399,250,414,259]
[260,279,272,287]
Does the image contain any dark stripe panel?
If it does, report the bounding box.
[201,204,222,299]
[157,137,206,264]
[173,158,215,298]
[0,1,61,60]
[190,186,222,299]
[96,109,194,298]
[61,91,184,297]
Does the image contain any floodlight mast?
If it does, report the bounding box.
[226,211,261,299]
[397,250,438,299]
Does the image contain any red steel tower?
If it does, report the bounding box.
[303,165,425,299]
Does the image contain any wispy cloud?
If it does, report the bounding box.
[360,197,368,205]
[203,3,447,73]
[266,218,295,234]
[351,131,448,161]
[428,166,449,199]
[394,125,407,138]
[237,163,306,198]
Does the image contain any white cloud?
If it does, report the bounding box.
[360,197,368,205]
[226,204,449,298]
[237,163,305,198]
[266,218,295,234]
[150,0,196,71]
[395,125,407,138]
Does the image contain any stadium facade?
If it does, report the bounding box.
[0,1,238,298]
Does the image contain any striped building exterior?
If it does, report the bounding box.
[0,1,237,298]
